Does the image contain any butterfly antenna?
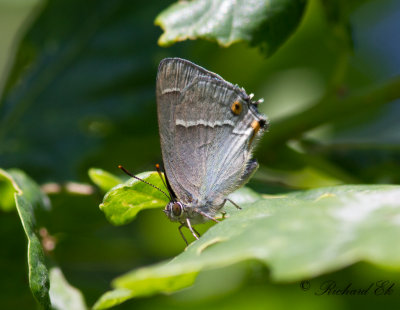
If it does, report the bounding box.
[155,164,174,201]
[118,165,171,200]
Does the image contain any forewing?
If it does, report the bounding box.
[157,58,224,201]
[174,78,264,207]
[156,58,265,207]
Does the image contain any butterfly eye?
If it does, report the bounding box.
[172,202,183,216]
[231,101,242,115]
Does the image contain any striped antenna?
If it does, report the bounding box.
[118,165,171,201]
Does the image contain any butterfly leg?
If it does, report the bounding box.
[194,209,220,223]
[225,198,242,210]
[220,210,227,219]
[192,227,201,238]
[178,223,189,245]
[186,218,200,240]
[179,221,202,245]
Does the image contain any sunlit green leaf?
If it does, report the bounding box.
[100,171,169,226]
[156,0,306,55]
[94,185,400,309]
[49,267,87,310]
[0,168,17,211]
[88,168,123,193]
[93,289,134,310]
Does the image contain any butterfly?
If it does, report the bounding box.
[155,58,268,244]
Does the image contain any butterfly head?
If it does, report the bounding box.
[164,201,185,222]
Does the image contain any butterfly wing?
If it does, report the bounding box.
[156,58,266,209]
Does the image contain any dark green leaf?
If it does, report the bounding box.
[16,194,51,309]
[0,0,169,182]
[320,0,371,49]
[156,0,306,55]
[0,0,41,84]
[94,185,400,308]
[0,169,51,309]
[0,169,90,309]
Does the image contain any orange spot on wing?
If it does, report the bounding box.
[231,101,242,115]
[251,120,261,134]
[249,120,261,147]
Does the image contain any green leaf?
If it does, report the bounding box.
[155,0,306,55]
[93,271,198,310]
[88,168,123,193]
[93,289,134,310]
[1,169,89,309]
[49,267,87,310]
[320,0,370,49]
[0,0,41,87]
[0,0,168,182]
[94,185,400,309]
[0,168,17,211]
[100,171,169,226]
[0,169,51,309]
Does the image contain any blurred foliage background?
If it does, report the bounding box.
[1,0,400,309]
